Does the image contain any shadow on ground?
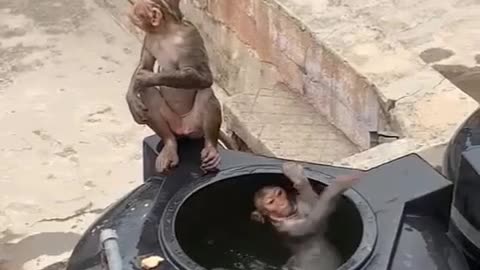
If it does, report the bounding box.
[0,231,79,270]
[433,64,480,102]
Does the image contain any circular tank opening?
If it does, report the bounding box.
[170,173,370,270]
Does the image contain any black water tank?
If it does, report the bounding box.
[65,136,471,270]
[449,146,480,268]
[442,108,480,268]
[443,108,480,181]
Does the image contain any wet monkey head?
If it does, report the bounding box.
[251,186,294,223]
[129,0,182,32]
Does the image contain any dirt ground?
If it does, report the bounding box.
[0,0,150,269]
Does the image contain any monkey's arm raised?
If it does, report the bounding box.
[293,176,319,207]
[281,177,356,237]
[126,40,156,124]
[139,26,213,89]
[282,163,318,206]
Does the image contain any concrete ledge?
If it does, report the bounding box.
[333,138,446,169]
[275,0,479,167]
[218,84,358,164]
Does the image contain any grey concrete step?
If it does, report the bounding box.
[215,85,359,164]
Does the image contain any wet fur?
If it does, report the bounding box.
[252,163,357,270]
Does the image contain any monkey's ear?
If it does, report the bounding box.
[150,7,163,26]
[250,211,265,223]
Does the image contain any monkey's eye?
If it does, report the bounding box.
[266,199,274,205]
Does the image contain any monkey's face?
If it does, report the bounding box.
[259,186,293,218]
[129,0,164,32]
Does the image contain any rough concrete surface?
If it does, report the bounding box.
[176,0,478,169]
[0,0,148,269]
[262,0,479,169]
[221,85,359,164]
[347,0,480,101]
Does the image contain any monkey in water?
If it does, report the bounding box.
[251,162,361,270]
[126,0,222,174]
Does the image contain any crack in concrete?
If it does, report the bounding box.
[395,78,446,103]
[398,15,436,33]
[32,130,62,146]
[87,106,112,117]
[35,203,104,224]
[432,78,446,90]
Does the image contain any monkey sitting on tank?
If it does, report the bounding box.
[251,162,361,270]
[126,0,222,174]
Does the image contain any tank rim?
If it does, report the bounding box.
[443,108,480,180]
[159,164,378,270]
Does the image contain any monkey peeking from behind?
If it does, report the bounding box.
[126,0,222,174]
[251,162,362,270]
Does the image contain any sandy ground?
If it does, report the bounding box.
[0,0,150,269]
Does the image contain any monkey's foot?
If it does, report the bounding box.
[282,162,307,183]
[156,142,179,174]
[200,144,220,172]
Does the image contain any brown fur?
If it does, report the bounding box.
[251,162,361,270]
[126,0,222,174]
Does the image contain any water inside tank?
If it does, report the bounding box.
[174,173,363,269]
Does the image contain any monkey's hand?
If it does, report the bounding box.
[126,91,148,124]
[282,162,307,185]
[334,173,363,191]
[135,69,156,88]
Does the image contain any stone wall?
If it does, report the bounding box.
[181,0,394,150]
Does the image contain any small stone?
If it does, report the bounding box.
[141,256,164,269]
